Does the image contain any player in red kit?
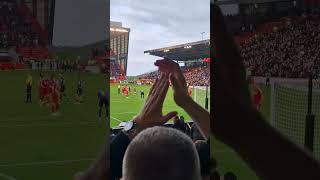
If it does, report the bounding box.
[124,86,129,97]
[40,76,51,106]
[252,84,263,110]
[126,86,129,96]
[51,77,60,115]
[48,74,55,95]
[121,86,125,94]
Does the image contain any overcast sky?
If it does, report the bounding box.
[111,0,210,76]
[53,0,108,47]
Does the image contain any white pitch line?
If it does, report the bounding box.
[110,116,124,123]
[0,173,17,180]
[0,158,94,168]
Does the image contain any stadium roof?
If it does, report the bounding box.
[144,39,210,62]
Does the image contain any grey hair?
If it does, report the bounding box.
[122,126,201,180]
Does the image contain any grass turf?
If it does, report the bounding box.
[0,70,271,180]
[211,85,271,180]
[110,84,270,180]
[0,70,107,180]
[110,84,210,127]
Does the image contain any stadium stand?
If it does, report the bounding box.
[79,3,319,180]
[240,14,320,78]
[110,60,126,80]
[110,61,120,77]
[0,0,34,49]
[184,64,210,86]
[107,48,126,80]
[143,39,210,86]
[102,4,320,180]
[0,0,50,70]
[139,63,210,86]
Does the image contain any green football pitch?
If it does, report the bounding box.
[110,84,210,127]
[0,70,107,180]
[110,84,270,180]
[0,70,271,180]
[211,86,271,180]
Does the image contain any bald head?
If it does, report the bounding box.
[123,126,201,180]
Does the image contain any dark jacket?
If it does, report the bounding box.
[110,131,130,179]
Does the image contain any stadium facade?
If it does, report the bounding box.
[110,21,130,75]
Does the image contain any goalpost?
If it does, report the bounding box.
[270,78,320,159]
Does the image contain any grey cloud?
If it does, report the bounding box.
[113,0,209,37]
[53,0,108,46]
[111,0,209,75]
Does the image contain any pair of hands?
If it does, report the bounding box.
[74,60,192,180]
[143,4,254,144]
[133,59,191,132]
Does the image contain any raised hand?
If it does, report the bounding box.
[154,59,190,107]
[155,59,210,139]
[133,73,177,129]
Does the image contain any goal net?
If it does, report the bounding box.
[193,86,210,110]
[270,79,320,159]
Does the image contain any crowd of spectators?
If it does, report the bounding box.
[0,0,39,49]
[110,61,123,77]
[184,65,210,86]
[74,5,320,180]
[140,63,210,86]
[241,15,320,78]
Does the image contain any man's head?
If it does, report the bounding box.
[122,126,201,180]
